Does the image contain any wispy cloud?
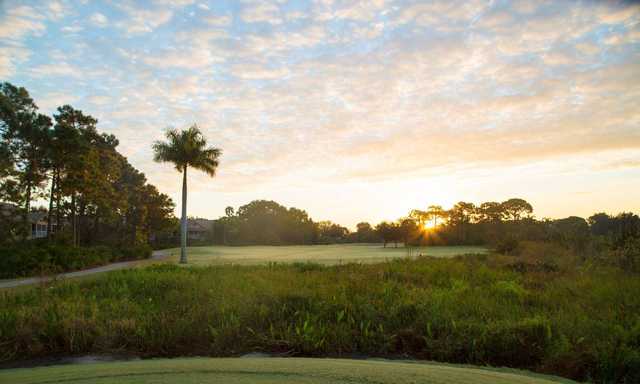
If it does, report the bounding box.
[3,0,639,224]
[115,4,173,34]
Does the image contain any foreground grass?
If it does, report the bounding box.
[0,357,577,384]
[1,252,638,382]
[164,244,488,265]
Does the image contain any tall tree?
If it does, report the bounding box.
[153,125,221,263]
[356,222,378,242]
[0,142,10,179]
[426,205,446,227]
[53,105,99,246]
[478,201,504,222]
[501,198,533,221]
[399,218,420,246]
[449,202,476,242]
[376,221,399,248]
[0,83,51,236]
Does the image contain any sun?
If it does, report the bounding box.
[419,221,437,231]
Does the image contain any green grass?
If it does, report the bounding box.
[0,357,577,384]
[164,244,488,265]
[1,248,638,383]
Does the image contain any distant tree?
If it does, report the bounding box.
[153,125,221,264]
[551,216,590,251]
[409,209,427,227]
[284,207,316,244]
[426,205,446,227]
[399,218,420,246]
[376,221,400,248]
[225,206,235,217]
[142,184,175,244]
[356,222,379,242]
[501,198,533,221]
[612,212,640,247]
[478,201,504,222]
[448,202,476,243]
[588,212,613,237]
[318,220,349,243]
[236,200,289,244]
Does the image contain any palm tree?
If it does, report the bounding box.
[152,125,221,264]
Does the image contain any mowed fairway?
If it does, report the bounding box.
[0,357,576,384]
[165,244,488,266]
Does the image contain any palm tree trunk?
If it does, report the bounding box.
[180,166,188,264]
[24,180,32,240]
[47,172,56,240]
[71,191,77,247]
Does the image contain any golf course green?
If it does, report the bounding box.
[0,357,578,384]
[164,244,488,266]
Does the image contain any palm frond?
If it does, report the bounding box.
[151,125,221,176]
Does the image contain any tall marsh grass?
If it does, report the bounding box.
[0,250,638,383]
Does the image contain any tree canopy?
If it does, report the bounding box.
[0,82,176,247]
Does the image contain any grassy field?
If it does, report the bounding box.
[0,357,577,384]
[1,244,638,383]
[164,244,488,265]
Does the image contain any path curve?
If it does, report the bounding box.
[0,249,172,290]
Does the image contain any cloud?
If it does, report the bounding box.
[46,1,69,20]
[575,41,600,55]
[154,0,195,6]
[142,29,228,69]
[231,63,290,80]
[61,23,83,33]
[241,24,328,55]
[0,5,46,40]
[5,0,639,222]
[240,2,282,24]
[88,95,112,106]
[0,43,31,77]
[30,62,82,78]
[395,0,489,30]
[205,14,232,27]
[603,27,640,46]
[311,0,389,22]
[90,13,109,27]
[36,92,78,113]
[596,3,640,24]
[116,5,173,34]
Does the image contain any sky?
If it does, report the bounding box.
[1,0,639,229]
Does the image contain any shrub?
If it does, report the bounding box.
[0,244,153,278]
[496,236,519,255]
[616,237,640,273]
[116,244,153,262]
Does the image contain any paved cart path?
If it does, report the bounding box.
[0,249,172,289]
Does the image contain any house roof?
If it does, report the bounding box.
[188,218,213,232]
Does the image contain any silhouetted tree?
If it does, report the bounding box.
[501,198,533,221]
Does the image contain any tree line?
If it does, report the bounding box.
[204,198,638,264]
[0,82,176,247]
[205,198,537,246]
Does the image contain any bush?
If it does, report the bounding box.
[0,244,153,278]
[496,236,519,255]
[115,244,153,262]
[616,237,640,273]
